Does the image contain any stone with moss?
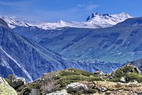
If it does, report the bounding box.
[109,64,142,83]
[0,77,17,95]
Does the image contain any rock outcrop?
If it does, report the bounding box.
[12,68,142,95]
[0,77,17,95]
[65,81,142,95]
[46,90,68,95]
[66,82,88,93]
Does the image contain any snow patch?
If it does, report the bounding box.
[0,16,29,29]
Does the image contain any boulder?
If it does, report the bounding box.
[0,77,17,95]
[9,77,25,89]
[46,89,68,95]
[66,82,88,93]
[128,80,138,85]
[98,87,107,92]
[120,77,126,83]
[30,89,40,95]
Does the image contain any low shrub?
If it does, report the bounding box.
[126,73,142,82]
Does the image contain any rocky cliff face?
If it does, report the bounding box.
[129,59,142,73]
[86,12,132,28]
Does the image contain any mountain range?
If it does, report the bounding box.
[1,12,142,81]
[8,13,142,64]
[0,19,121,81]
[1,12,131,30]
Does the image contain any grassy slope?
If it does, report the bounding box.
[17,68,103,94]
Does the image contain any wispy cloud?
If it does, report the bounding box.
[70,4,99,12]
[0,1,30,7]
[85,4,98,10]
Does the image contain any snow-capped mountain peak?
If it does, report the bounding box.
[37,12,132,30]
[36,20,87,30]
[87,12,131,21]
[0,12,132,30]
[0,16,29,29]
[86,12,132,28]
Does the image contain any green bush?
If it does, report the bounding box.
[56,74,103,89]
[64,68,93,77]
[113,65,140,78]
[5,74,24,89]
[109,65,142,83]
[5,75,16,85]
[60,71,80,76]
[126,73,142,82]
[54,75,62,79]
[30,83,41,89]
[114,69,125,78]
[86,77,102,81]
[108,77,120,82]
[17,82,41,95]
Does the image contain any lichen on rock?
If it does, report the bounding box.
[0,77,17,95]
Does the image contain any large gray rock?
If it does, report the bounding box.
[0,77,17,95]
[30,89,40,95]
[98,87,107,92]
[120,77,126,83]
[66,82,88,93]
[46,89,68,95]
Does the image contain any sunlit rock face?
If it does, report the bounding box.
[0,77,17,95]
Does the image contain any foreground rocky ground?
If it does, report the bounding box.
[1,64,142,95]
[47,80,142,95]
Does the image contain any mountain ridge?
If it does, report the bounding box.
[0,12,132,30]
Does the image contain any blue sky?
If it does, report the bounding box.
[0,0,142,23]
